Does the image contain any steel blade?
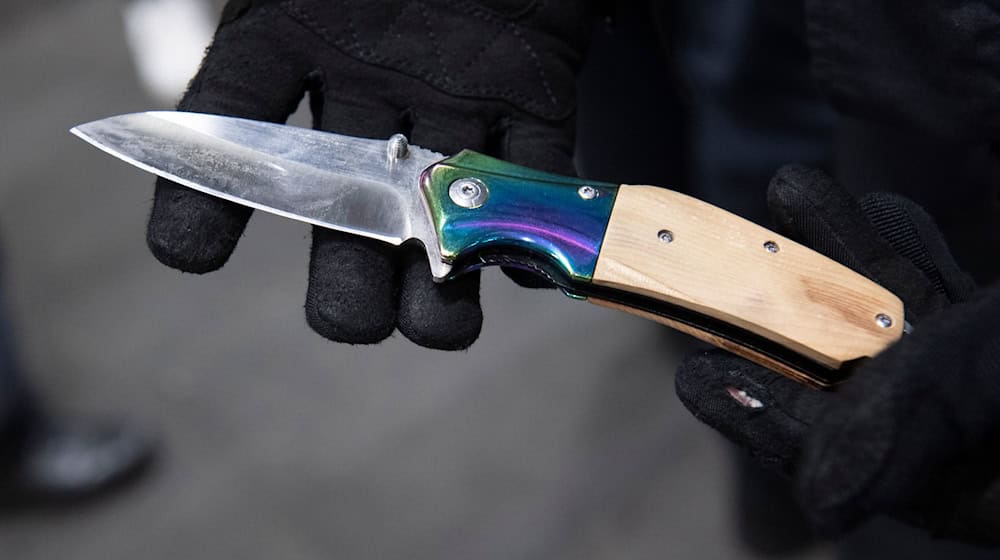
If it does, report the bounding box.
[71,111,452,277]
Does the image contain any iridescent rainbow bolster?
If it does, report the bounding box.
[421,150,618,283]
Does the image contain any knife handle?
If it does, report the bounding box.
[422,152,904,387]
[590,185,904,385]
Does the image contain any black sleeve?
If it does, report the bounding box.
[804,1,1000,143]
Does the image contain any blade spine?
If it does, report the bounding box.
[151,110,450,167]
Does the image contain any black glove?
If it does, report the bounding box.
[675,165,1000,545]
[146,0,597,349]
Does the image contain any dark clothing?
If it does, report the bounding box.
[672,0,836,222]
[834,118,1000,283]
[805,0,1000,144]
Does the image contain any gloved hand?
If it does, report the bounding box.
[676,165,1000,545]
[147,0,597,349]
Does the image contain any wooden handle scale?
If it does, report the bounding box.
[589,185,904,387]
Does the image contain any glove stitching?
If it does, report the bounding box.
[373,2,418,53]
[454,21,510,81]
[278,0,573,119]
[466,0,541,20]
[416,0,452,82]
[502,0,557,107]
[340,0,363,51]
[429,3,536,92]
[510,15,558,107]
[804,205,876,283]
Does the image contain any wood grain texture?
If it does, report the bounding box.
[592,185,904,370]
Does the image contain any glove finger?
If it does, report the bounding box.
[397,244,482,350]
[388,109,487,349]
[305,95,406,343]
[859,192,977,304]
[766,165,948,320]
[408,106,490,156]
[675,349,830,475]
[306,228,397,344]
[149,176,257,273]
[148,7,310,272]
[495,116,578,288]
[498,116,576,176]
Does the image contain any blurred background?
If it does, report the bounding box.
[1,1,995,559]
[0,1,775,558]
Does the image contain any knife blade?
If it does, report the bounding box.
[72,111,905,388]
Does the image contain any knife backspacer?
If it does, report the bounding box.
[421,150,904,388]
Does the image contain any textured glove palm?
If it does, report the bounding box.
[676,165,1000,545]
[147,0,595,349]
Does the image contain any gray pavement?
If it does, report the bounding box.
[0,2,833,558]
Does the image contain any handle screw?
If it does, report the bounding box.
[763,241,780,253]
[578,185,599,200]
[658,230,674,243]
[875,314,893,328]
[449,178,489,209]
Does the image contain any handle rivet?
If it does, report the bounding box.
[875,314,893,328]
[578,185,599,200]
[657,229,674,243]
[763,240,780,253]
[449,178,489,209]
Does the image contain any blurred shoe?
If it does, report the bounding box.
[0,418,155,508]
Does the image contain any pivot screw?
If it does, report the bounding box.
[578,185,599,200]
[763,240,780,253]
[449,178,489,209]
[875,314,893,329]
[658,230,674,243]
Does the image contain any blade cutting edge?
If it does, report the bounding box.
[71,111,453,278]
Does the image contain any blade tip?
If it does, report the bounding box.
[69,125,93,142]
[69,123,100,143]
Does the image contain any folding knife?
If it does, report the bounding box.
[72,111,905,388]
